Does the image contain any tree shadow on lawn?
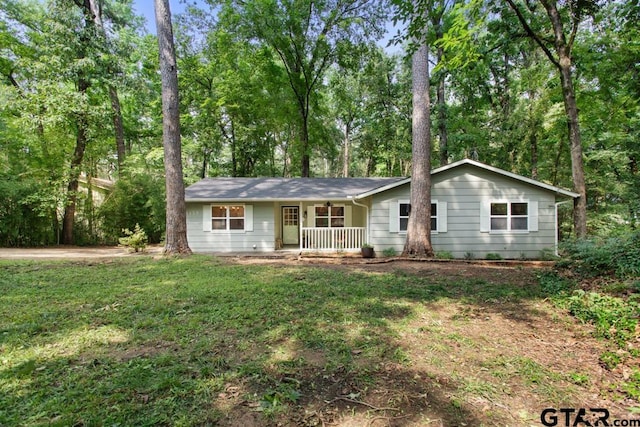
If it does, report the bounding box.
[0,258,560,426]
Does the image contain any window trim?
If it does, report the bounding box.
[210,204,246,233]
[313,204,345,228]
[488,200,530,234]
[398,200,440,234]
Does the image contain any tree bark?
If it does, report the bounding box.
[433,3,448,167]
[155,0,192,255]
[109,86,127,170]
[540,0,587,238]
[402,38,434,258]
[436,69,448,166]
[343,121,351,177]
[506,0,588,237]
[61,79,89,245]
[85,0,127,171]
[62,0,94,245]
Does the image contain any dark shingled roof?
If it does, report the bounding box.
[185,177,407,201]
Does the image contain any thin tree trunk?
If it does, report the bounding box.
[343,121,350,177]
[61,81,89,244]
[436,71,448,166]
[301,112,310,177]
[403,38,433,257]
[109,86,126,169]
[85,0,126,171]
[155,0,191,255]
[434,7,448,167]
[541,0,587,238]
[507,0,588,237]
[62,0,94,245]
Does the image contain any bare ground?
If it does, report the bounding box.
[223,257,637,426]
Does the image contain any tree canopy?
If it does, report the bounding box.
[0,0,637,245]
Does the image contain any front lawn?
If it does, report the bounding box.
[0,256,635,426]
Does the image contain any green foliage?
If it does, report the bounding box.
[118,223,148,252]
[622,370,640,400]
[561,233,640,279]
[0,176,59,246]
[382,247,397,257]
[485,253,502,260]
[538,271,575,297]
[435,251,454,260]
[98,171,165,244]
[567,290,639,349]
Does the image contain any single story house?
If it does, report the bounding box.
[184,159,579,259]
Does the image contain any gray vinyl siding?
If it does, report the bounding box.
[370,164,558,259]
[186,202,275,252]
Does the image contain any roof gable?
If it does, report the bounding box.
[355,159,579,199]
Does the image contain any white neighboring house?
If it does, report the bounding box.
[184,159,579,259]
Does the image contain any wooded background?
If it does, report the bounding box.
[0,0,637,246]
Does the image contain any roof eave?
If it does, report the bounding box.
[185,197,356,203]
[355,178,412,199]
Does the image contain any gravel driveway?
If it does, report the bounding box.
[0,246,163,260]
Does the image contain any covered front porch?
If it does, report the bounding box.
[274,200,369,252]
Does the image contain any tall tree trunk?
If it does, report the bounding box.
[109,86,126,169]
[155,0,191,255]
[61,80,89,245]
[403,38,434,257]
[62,0,95,245]
[301,111,310,177]
[85,0,126,171]
[436,70,448,166]
[506,0,588,238]
[434,5,448,167]
[541,0,587,237]
[343,121,351,177]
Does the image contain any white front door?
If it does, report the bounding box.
[282,206,299,245]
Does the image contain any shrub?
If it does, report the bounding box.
[119,224,148,252]
[382,247,397,257]
[485,253,502,260]
[560,233,640,279]
[99,172,165,244]
[435,251,454,260]
[0,176,59,246]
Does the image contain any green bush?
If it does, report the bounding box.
[0,176,59,246]
[560,233,640,279]
[99,172,165,244]
[382,247,397,257]
[485,253,502,260]
[119,224,148,252]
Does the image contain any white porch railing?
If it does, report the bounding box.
[301,227,366,251]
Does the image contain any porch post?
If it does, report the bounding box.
[299,201,303,251]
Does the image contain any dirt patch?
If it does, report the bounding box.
[0,245,163,260]
[217,257,636,425]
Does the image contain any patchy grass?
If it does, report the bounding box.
[0,256,635,426]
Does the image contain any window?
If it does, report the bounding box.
[490,202,528,231]
[211,205,245,231]
[315,205,344,228]
[399,202,438,232]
